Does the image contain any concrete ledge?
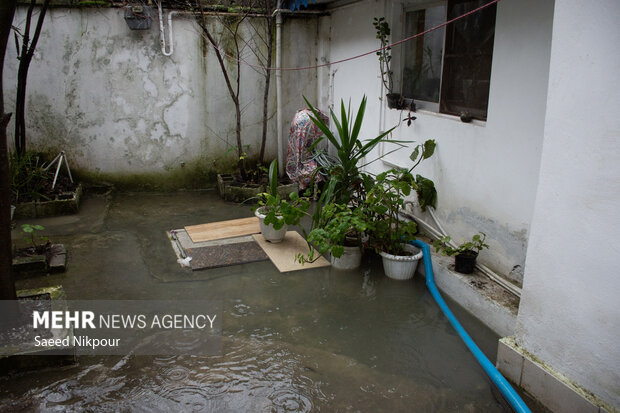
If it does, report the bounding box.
[497,337,611,413]
[418,250,519,337]
[0,286,76,374]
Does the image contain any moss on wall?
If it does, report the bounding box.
[70,153,275,192]
[73,159,220,191]
[17,0,110,7]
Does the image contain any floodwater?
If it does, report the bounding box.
[3,191,512,412]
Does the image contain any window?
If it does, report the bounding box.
[403,5,446,104]
[398,0,496,120]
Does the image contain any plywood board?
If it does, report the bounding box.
[253,231,331,272]
[185,217,260,243]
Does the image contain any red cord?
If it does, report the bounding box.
[210,0,501,71]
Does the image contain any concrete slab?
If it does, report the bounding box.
[0,286,76,374]
[417,246,519,338]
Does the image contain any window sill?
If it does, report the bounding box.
[415,109,487,127]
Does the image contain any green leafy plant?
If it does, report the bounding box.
[9,151,51,203]
[21,224,48,249]
[366,168,419,255]
[254,160,309,230]
[373,17,393,93]
[408,139,437,211]
[303,95,405,220]
[366,140,437,255]
[433,232,489,257]
[297,203,371,263]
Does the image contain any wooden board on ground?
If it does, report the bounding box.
[253,231,331,272]
[185,217,260,243]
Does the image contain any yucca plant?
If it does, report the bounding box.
[303,95,407,218]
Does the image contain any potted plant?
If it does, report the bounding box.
[366,168,421,279]
[373,17,415,111]
[304,95,407,215]
[254,160,309,243]
[298,203,371,270]
[366,140,437,280]
[433,232,489,274]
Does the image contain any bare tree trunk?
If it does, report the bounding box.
[0,0,18,325]
[231,17,246,179]
[194,3,247,180]
[14,0,51,156]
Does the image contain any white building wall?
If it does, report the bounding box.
[516,0,620,409]
[324,0,554,285]
[3,7,319,180]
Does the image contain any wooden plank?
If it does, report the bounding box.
[185,217,261,243]
[253,231,330,273]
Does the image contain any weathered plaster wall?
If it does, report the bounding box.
[3,7,319,186]
[324,0,554,285]
[516,0,620,409]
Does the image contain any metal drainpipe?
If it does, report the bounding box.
[275,9,284,177]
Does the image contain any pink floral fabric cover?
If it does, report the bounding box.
[285,108,328,190]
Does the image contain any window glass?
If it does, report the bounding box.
[439,0,496,120]
[402,4,446,103]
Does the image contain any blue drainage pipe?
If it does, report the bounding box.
[411,240,531,413]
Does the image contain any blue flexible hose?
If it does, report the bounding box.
[411,240,531,413]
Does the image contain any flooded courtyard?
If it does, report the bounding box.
[2,191,512,411]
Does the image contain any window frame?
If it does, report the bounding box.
[391,0,496,120]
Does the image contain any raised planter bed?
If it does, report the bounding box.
[217,174,298,203]
[13,184,82,219]
[217,174,263,203]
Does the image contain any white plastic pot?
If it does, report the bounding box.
[255,207,287,243]
[330,245,362,270]
[379,244,423,280]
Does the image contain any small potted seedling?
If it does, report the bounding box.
[254,160,309,243]
[433,232,489,274]
[373,17,415,111]
[20,224,50,255]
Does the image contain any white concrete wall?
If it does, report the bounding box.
[3,7,319,180]
[324,0,554,285]
[516,0,620,409]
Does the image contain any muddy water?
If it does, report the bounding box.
[2,191,508,412]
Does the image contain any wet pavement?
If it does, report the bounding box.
[2,191,514,412]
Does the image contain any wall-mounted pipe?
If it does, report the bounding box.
[402,201,522,297]
[158,3,178,56]
[275,10,284,176]
[411,240,531,413]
